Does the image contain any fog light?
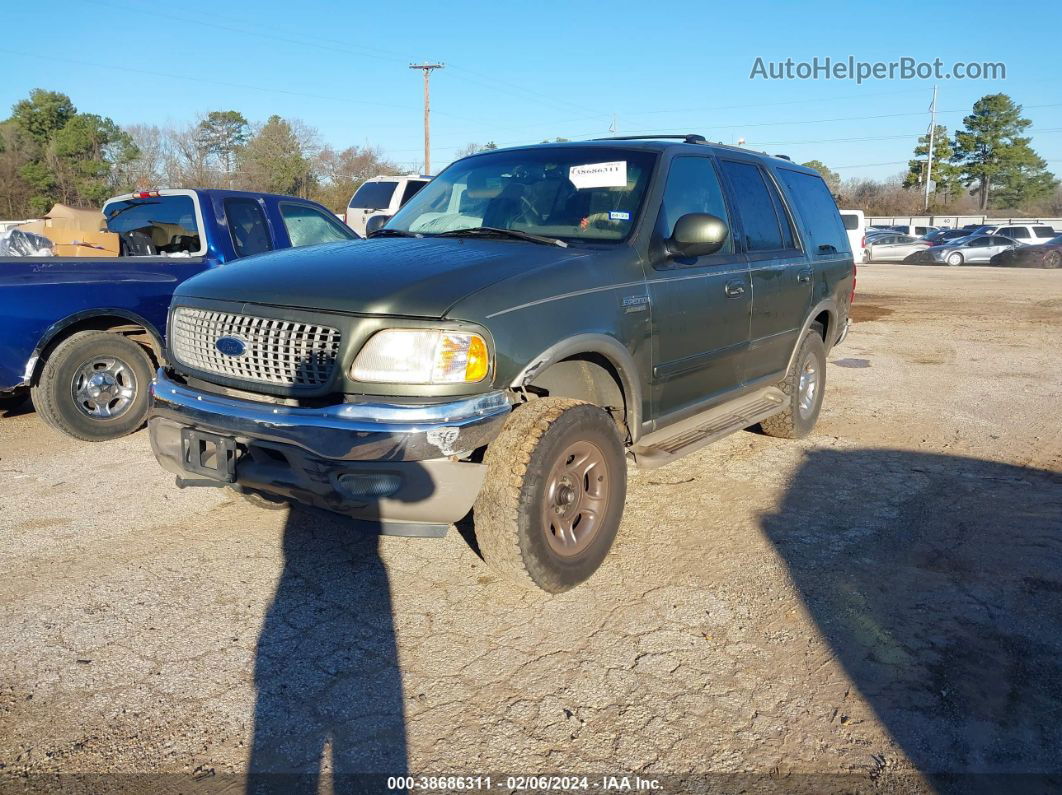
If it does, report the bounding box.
[336,473,402,499]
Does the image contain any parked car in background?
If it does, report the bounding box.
[923,229,972,246]
[905,234,1019,266]
[839,209,866,261]
[990,224,1056,246]
[889,224,939,237]
[147,138,855,592]
[0,189,359,438]
[990,234,1062,268]
[344,175,431,236]
[863,233,931,262]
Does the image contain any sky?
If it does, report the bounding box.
[2,0,1061,181]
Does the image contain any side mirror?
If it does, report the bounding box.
[668,213,729,258]
[365,214,391,236]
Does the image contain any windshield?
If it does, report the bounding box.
[385,147,657,243]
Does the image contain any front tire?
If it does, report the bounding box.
[473,398,627,593]
[31,331,154,441]
[947,252,964,266]
[1044,250,1061,269]
[760,326,827,440]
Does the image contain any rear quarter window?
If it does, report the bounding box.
[349,181,398,210]
[776,169,849,255]
[840,213,860,231]
[1033,226,1055,238]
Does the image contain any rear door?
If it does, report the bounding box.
[718,158,810,382]
[647,154,751,418]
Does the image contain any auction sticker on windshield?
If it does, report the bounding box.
[569,161,627,189]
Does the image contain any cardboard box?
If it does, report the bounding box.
[48,228,120,258]
[17,203,117,257]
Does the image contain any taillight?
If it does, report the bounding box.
[135,191,160,198]
[860,234,865,249]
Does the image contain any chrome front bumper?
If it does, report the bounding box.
[150,369,512,461]
[148,369,512,533]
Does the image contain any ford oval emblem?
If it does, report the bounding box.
[215,335,247,357]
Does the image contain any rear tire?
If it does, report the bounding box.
[473,398,627,593]
[759,326,827,440]
[1044,250,1061,269]
[31,331,154,441]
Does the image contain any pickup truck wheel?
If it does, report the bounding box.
[31,331,154,441]
[759,326,827,440]
[473,398,627,594]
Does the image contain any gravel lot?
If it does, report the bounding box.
[1,264,1060,791]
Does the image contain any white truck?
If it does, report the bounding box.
[343,175,430,236]
[839,209,866,262]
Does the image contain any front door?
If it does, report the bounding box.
[646,155,751,420]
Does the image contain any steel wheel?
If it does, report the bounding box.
[797,353,820,419]
[70,356,138,419]
[542,439,611,557]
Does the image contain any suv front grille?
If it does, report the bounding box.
[170,307,341,387]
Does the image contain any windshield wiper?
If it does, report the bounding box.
[436,226,567,247]
[368,228,419,238]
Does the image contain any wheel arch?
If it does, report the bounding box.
[783,300,838,375]
[26,309,164,386]
[510,334,642,443]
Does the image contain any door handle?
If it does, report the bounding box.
[724,280,746,298]
[797,269,813,284]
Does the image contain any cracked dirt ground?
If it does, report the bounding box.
[1,265,1060,790]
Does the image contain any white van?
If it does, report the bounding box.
[344,175,430,236]
[839,209,866,260]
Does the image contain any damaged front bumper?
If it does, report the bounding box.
[148,369,512,535]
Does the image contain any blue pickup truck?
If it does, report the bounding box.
[0,188,358,440]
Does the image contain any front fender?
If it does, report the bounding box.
[510,333,644,441]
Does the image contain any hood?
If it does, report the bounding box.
[176,237,589,318]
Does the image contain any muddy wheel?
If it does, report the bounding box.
[1043,250,1061,269]
[473,398,627,593]
[759,325,827,440]
[31,331,154,441]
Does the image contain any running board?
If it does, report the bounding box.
[631,386,786,468]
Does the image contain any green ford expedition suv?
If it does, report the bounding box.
[149,136,854,592]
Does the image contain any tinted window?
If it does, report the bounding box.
[103,194,201,256]
[349,181,398,209]
[996,227,1018,237]
[1034,226,1055,238]
[840,213,859,231]
[657,156,733,255]
[280,203,358,248]
[989,236,1014,245]
[719,160,785,251]
[777,169,848,255]
[897,235,916,244]
[969,237,992,246]
[876,235,896,244]
[224,198,273,258]
[401,180,427,205]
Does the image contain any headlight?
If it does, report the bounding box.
[351,329,490,384]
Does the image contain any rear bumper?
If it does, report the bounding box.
[148,370,512,534]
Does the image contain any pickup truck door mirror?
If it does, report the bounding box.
[667,213,729,258]
[365,215,390,236]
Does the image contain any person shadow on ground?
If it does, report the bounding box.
[759,448,1062,792]
[247,502,410,793]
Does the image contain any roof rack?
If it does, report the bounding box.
[591,134,708,145]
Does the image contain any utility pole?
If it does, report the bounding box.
[409,62,444,175]
[924,85,938,212]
